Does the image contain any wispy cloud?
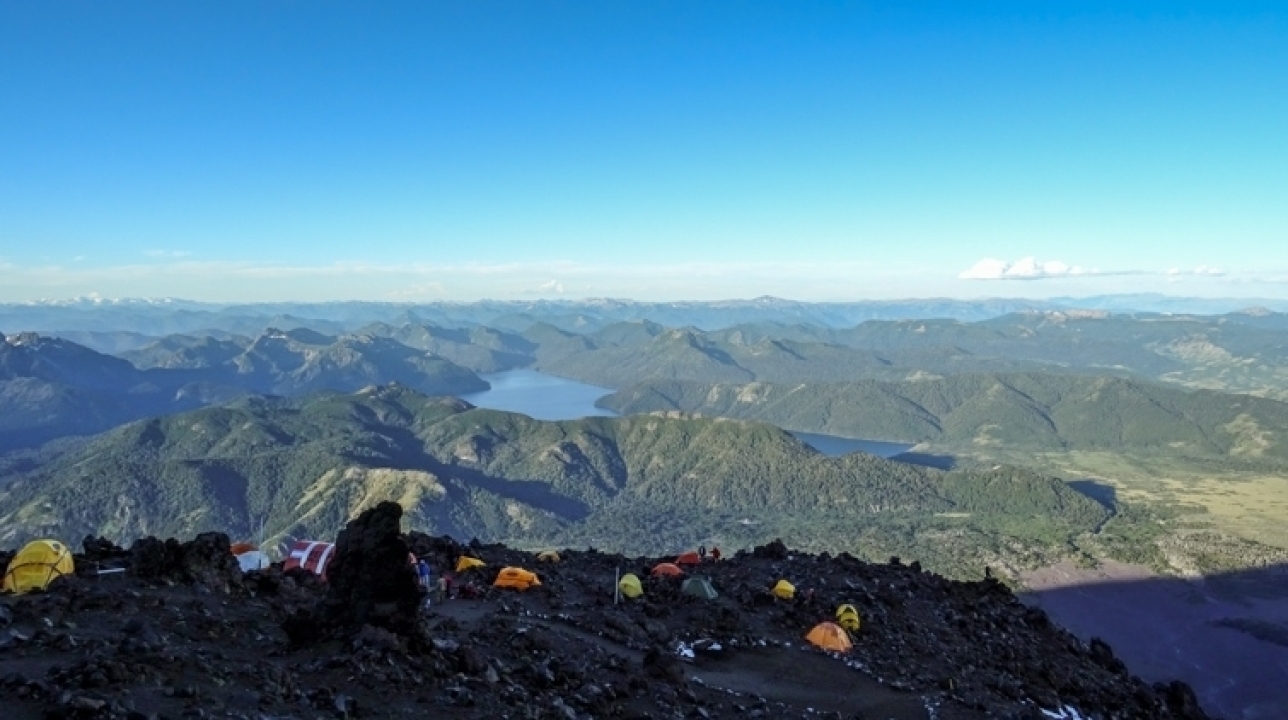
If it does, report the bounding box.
[959,257,1093,280]
[524,279,566,295]
[0,257,1279,303]
[143,249,192,258]
[1167,265,1224,277]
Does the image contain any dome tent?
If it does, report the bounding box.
[536,550,561,563]
[675,551,701,566]
[456,556,486,572]
[618,573,643,599]
[283,540,335,579]
[3,539,74,595]
[805,622,853,654]
[236,550,271,573]
[681,576,718,600]
[651,562,684,577]
[771,579,796,599]
[494,567,541,591]
[835,604,861,632]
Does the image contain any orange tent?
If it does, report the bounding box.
[651,563,684,578]
[805,622,853,654]
[675,552,701,566]
[494,567,541,591]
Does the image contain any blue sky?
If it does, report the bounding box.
[1,2,1285,302]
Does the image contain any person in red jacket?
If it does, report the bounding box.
[710,546,722,562]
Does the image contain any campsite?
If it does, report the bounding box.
[0,503,1207,720]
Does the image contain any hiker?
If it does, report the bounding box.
[698,545,707,561]
[710,546,721,562]
[436,574,449,603]
[417,559,431,590]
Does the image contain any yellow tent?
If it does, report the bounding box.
[618,573,643,599]
[455,556,486,572]
[805,622,853,654]
[493,567,541,591]
[3,539,74,595]
[771,579,796,599]
[835,604,861,632]
[536,550,561,563]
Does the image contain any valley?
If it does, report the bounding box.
[2,297,1287,718]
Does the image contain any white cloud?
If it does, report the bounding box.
[143,249,191,258]
[959,257,1089,280]
[1167,265,1225,279]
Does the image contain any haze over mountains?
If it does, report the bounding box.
[5,294,1288,338]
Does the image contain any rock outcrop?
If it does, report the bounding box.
[321,501,421,636]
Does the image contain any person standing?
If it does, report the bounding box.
[417,559,431,590]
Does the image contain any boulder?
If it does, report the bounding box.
[180,532,243,592]
[322,501,420,636]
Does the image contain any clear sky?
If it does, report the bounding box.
[1,2,1285,302]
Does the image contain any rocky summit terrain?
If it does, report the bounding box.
[0,502,1207,720]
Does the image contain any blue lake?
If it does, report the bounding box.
[458,369,618,422]
[459,369,915,459]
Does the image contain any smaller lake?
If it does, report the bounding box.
[786,432,913,460]
[460,369,916,459]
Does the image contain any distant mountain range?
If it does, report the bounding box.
[6,294,1288,337]
[0,329,486,452]
[5,302,1288,453]
[0,385,1107,578]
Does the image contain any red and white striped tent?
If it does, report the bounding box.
[283,541,335,580]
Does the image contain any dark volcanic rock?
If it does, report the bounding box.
[81,535,128,562]
[752,538,789,560]
[127,533,243,592]
[323,501,420,636]
[1,532,1215,720]
[181,532,244,592]
[1158,680,1208,719]
[128,536,185,579]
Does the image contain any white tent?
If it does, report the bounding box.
[236,550,271,573]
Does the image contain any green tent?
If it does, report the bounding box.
[681,576,718,600]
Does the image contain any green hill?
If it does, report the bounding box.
[0,385,1107,578]
[599,373,1288,462]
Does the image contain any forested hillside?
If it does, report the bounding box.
[0,385,1106,578]
[600,373,1288,462]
